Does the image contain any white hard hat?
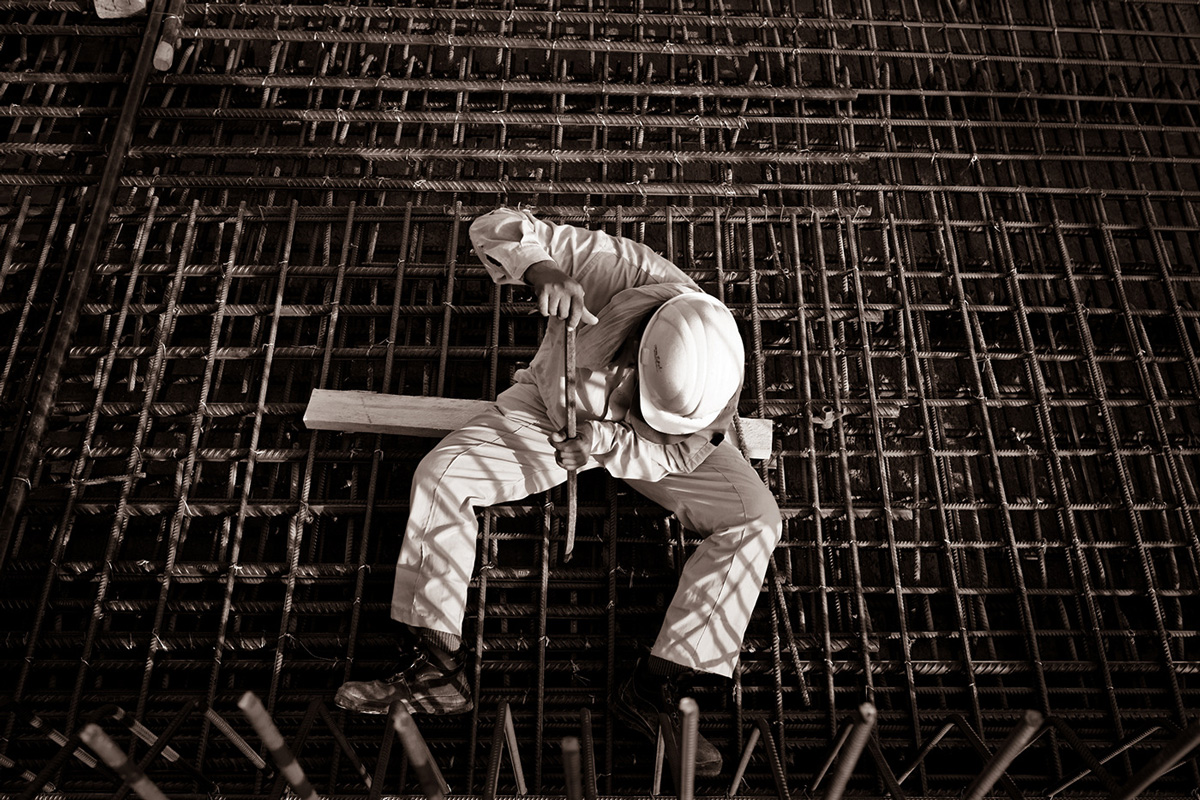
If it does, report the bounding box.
[637,292,745,435]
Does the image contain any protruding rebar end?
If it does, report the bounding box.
[78,723,116,763]
[963,708,1045,800]
[236,690,260,714]
[392,703,445,800]
[855,702,877,728]
[678,697,700,800]
[237,691,287,752]
[562,736,583,800]
[79,724,170,800]
[153,41,175,72]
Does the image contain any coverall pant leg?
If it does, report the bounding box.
[391,384,781,678]
[624,441,783,677]
[391,385,578,636]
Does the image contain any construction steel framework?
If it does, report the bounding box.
[0,0,1197,797]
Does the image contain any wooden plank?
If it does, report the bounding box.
[733,417,774,462]
[304,390,492,438]
[304,390,773,460]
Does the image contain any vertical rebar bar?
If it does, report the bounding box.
[0,0,167,562]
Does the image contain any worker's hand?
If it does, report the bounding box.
[524,261,600,330]
[550,424,593,470]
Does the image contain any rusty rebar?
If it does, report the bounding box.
[0,0,167,567]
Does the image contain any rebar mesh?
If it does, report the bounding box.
[0,0,1198,797]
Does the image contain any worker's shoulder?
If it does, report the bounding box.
[470,206,537,225]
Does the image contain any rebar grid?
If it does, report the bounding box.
[0,0,1198,797]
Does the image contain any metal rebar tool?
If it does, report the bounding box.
[564,326,578,561]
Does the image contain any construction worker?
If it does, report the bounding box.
[335,208,783,775]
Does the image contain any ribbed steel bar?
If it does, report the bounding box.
[889,201,987,740]
[164,25,1200,69]
[847,199,922,766]
[152,74,857,101]
[337,201,416,787]
[997,189,1130,776]
[0,0,167,566]
[181,4,856,30]
[61,199,163,735]
[813,212,876,701]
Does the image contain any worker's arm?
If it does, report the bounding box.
[469,208,598,328]
[554,420,717,482]
[469,208,697,326]
[524,261,599,329]
[468,208,554,286]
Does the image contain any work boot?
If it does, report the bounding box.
[334,647,472,716]
[612,659,722,776]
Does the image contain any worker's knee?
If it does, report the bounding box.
[749,501,783,552]
[736,480,782,532]
[412,448,449,487]
[410,445,470,505]
[704,494,782,553]
[410,438,511,512]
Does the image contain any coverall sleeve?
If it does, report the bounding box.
[585,420,715,482]
[469,207,696,302]
[468,208,553,286]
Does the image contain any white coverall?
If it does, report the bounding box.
[390,208,782,677]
